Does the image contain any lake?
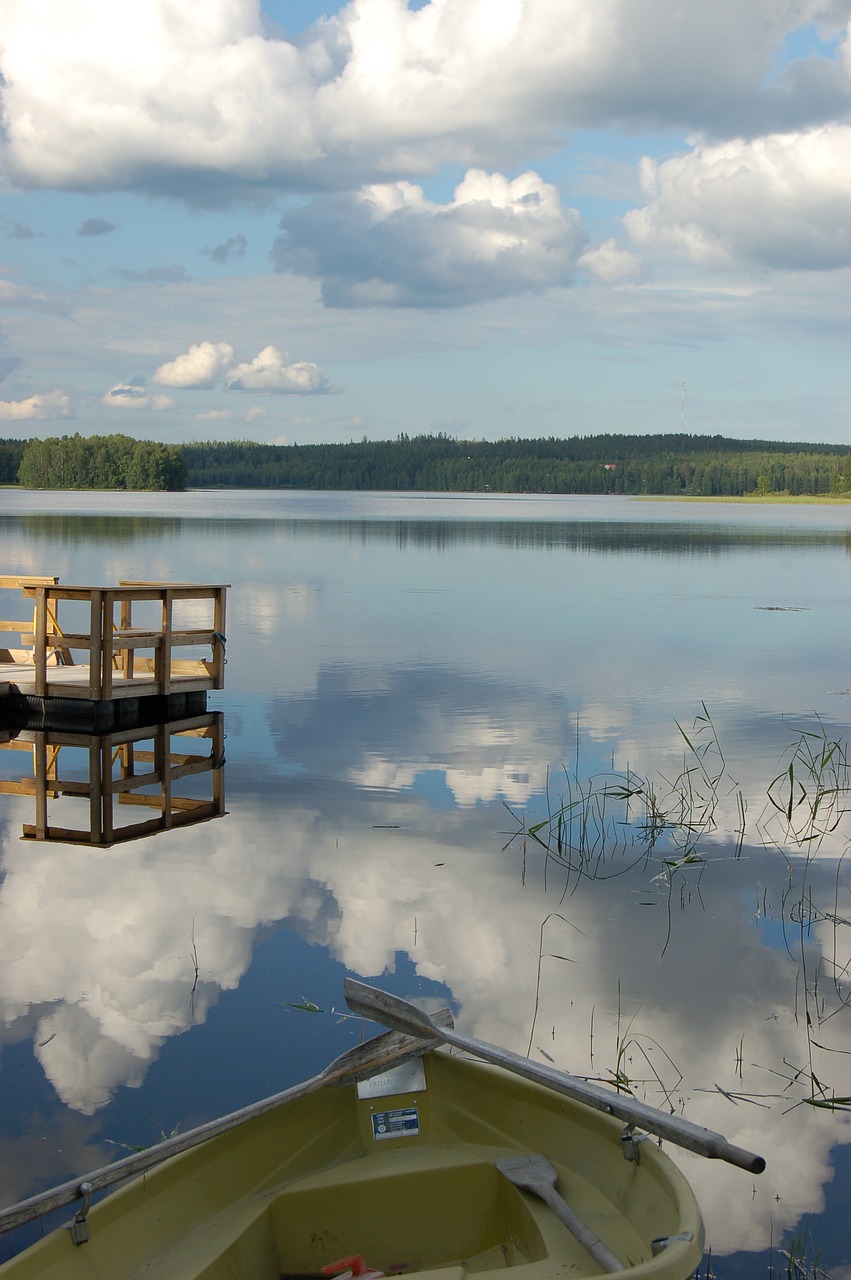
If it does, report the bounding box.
[1,489,850,1277]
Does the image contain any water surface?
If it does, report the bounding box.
[1,490,850,1275]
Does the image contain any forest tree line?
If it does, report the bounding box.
[2,431,851,496]
[182,433,851,496]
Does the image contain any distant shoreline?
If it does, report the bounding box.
[3,484,851,505]
[5,433,849,497]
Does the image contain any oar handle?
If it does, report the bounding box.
[699,1140,767,1175]
[443,1027,765,1174]
[537,1186,623,1273]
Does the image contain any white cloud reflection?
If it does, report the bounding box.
[0,761,850,1257]
[350,709,545,807]
[3,511,851,1255]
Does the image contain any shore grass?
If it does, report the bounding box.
[633,493,851,505]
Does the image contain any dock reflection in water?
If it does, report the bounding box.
[0,713,226,847]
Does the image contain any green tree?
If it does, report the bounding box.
[16,434,186,491]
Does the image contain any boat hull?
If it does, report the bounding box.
[0,1051,704,1279]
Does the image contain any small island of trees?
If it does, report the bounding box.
[2,434,187,491]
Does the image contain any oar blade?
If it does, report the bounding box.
[495,1154,558,1196]
[343,978,445,1040]
[323,1008,454,1087]
[496,1155,623,1274]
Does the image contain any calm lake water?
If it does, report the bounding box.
[1,489,850,1277]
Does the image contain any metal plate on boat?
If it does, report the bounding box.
[370,1106,420,1140]
[357,1058,427,1099]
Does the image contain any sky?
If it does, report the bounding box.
[0,0,850,447]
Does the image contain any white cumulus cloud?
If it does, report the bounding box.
[151,341,330,395]
[195,409,234,421]
[273,168,588,306]
[624,124,851,270]
[0,279,61,312]
[101,384,175,411]
[153,341,235,389]
[0,389,71,420]
[579,238,642,282]
[225,346,330,393]
[1,0,848,199]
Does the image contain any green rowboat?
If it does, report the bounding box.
[0,983,764,1280]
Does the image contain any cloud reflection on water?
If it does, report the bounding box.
[2,494,851,1267]
[1,684,850,1255]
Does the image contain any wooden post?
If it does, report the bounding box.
[101,591,115,701]
[33,733,47,839]
[90,737,104,845]
[98,737,111,844]
[154,589,173,695]
[155,722,173,827]
[121,592,131,678]
[212,586,227,688]
[212,713,225,812]
[34,587,48,696]
[88,590,104,700]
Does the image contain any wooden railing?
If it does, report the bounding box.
[1,580,228,701]
[0,575,62,669]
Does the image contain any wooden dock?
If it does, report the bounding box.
[0,712,226,846]
[0,577,227,729]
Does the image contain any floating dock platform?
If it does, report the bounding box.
[0,577,227,731]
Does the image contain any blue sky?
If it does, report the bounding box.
[0,0,849,446]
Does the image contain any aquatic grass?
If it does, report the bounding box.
[517,709,851,889]
[525,911,584,1057]
[689,1222,839,1280]
[511,721,849,1280]
[802,1094,851,1112]
[778,1224,833,1280]
[689,1247,715,1280]
[760,722,851,852]
[517,706,742,883]
[515,707,851,1113]
[281,999,365,1026]
[762,730,851,1108]
[524,767,652,897]
[617,1034,684,1113]
[822,853,851,1010]
[564,982,690,1113]
[609,981,634,1095]
[651,851,708,957]
[671,703,730,837]
[189,920,200,1022]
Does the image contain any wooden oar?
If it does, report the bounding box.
[344,979,766,1175]
[0,1010,453,1237]
[496,1155,624,1273]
